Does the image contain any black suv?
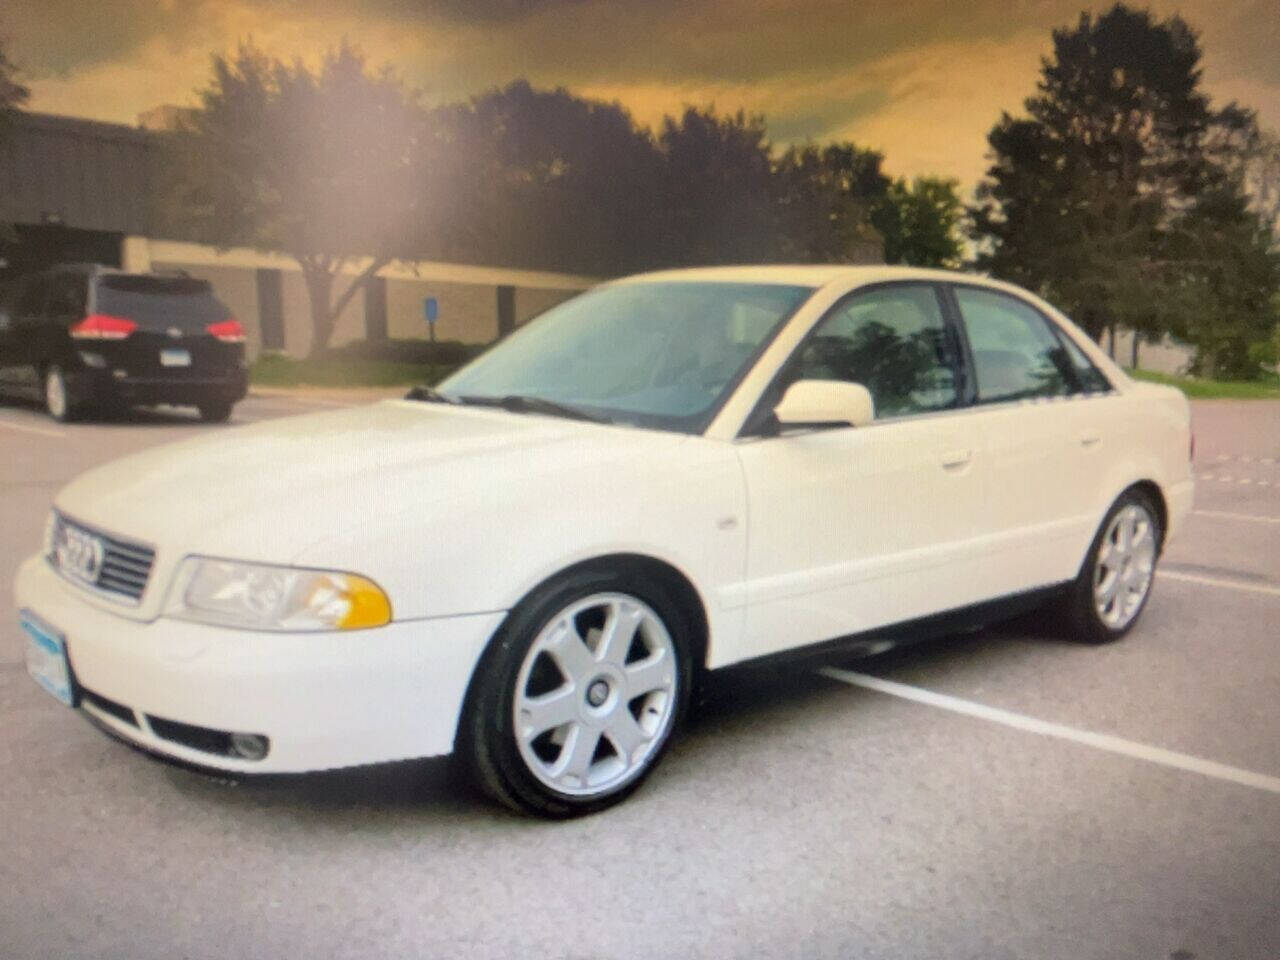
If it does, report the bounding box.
[0,264,248,422]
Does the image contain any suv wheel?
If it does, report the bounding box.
[43,366,76,422]
[198,400,234,423]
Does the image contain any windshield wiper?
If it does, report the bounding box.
[458,394,611,424]
[404,385,458,404]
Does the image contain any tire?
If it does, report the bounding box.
[198,400,234,423]
[43,365,76,422]
[461,564,694,818]
[1061,488,1163,644]
[96,398,130,422]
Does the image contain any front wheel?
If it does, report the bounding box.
[462,568,692,818]
[1062,489,1163,644]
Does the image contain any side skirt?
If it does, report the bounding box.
[718,583,1069,675]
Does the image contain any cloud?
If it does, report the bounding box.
[7,0,1279,189]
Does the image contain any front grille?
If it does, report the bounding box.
[51,513,155,604]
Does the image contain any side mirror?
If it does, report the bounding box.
[774,379,875,430]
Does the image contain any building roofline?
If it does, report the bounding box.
[8,110,157,146]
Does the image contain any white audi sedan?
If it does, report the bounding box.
[16,266,1193,816]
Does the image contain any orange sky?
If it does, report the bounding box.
[5,0,1278,188]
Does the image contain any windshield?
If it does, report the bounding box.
[94,275,231,332]
[438,281,813,433]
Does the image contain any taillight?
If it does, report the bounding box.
[70,314,137,340]
[207,318,245,343]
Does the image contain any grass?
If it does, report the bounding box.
[1127,368,1280,399]
[250,354,459,388]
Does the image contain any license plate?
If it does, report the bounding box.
[160,349,191,367]
[20,610,74,707]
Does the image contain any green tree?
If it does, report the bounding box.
[430,82,665,275]
[970,3,1276,375]
[874,177,965,268]
[1238,129,1280,247]
[774,143,889,263]
[166,42,426,356]
[0,39,29,249]
[0,39,28,123]
[656,107,781,265]
[1162,188,1280,376]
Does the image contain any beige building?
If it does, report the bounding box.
[123,238,593,360]
[1,111,595,358]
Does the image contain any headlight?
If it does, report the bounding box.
[167,557,391,631]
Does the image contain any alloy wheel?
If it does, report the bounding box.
[45,368,68,420]
[1092,503,1157,630]
[512,592,679,797]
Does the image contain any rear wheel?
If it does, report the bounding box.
[1062,489,1162,644]
[198,400,234,423]
[462,567,692,818]
[43,365,76,422]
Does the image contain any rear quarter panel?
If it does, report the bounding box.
[1094,382,1193,548]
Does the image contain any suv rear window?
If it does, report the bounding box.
[94,275,230,331]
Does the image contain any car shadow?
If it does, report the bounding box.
[146,616,1067,824]
[0,395,206,426]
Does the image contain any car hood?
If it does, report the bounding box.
[54,399,687,563]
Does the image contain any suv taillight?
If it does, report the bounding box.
[207,318,245,343]
[70,314,137,340]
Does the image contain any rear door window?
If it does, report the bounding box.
[1057,333,1113,393]
[94,275,230,333]
[954,286,1075,403]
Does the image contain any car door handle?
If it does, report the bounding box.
[940,449,972,469]
[1079,432,1101,447]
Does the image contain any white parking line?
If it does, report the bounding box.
[0,418,66,439]
[819,668,1280,795]
[1209,453,1279,467]
[1159,569,1280,598]
[1194,509,1280,525]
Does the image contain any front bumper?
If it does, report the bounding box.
[15,555,504,774]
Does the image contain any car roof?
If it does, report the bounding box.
[611,264,1002,290]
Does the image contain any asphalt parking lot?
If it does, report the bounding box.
[1,392,1277,960]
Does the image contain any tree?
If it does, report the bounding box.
[1162,188,1280,376]
[1238,129,1280,246]
[0,38,28,123]
[166,42,426,356]
[970,4,1277,375]
[430,82,666,275]
[0,39,29,248]
[874,177,965,268]
[774,143,888,263]
[656,107,781,265]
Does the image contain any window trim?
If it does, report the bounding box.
[738,280,967,438]
[943,280,1117,406]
